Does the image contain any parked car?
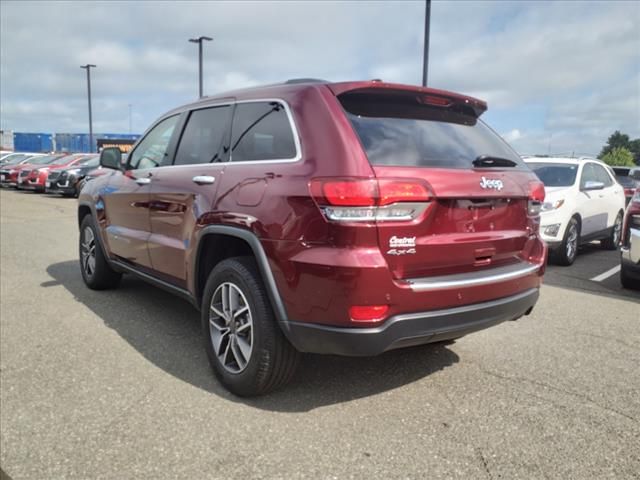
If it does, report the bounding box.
[20,153,89,192]
[620,188,640,289]
[1,154,64,188]
[524,156,626,265]
[0,152,45,165]
[79,79,547,395]
[46,154,99,196]
[76,164,111,193]
[612,166,640,205]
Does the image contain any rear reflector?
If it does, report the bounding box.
[349,305,389,322]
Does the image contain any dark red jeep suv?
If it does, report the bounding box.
[78,79,547,396]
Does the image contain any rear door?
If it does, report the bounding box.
[338,89,538,279]
[147,104,233,286]
[103,115,180,268]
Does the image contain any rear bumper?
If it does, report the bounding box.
[282,288,539,356]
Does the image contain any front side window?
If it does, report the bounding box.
[230,102,297,162]
[592,163,614,187]
[128,115,179,170]
[174,106,231,165]
[580,163,599,189]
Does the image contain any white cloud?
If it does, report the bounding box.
[0,0,638,157]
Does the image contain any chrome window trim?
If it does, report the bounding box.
[135,98,303,170]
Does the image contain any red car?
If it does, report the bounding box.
[620,188,640,289]
[21,153,92,192]
[2,154,64,188]
[79,79,547,395]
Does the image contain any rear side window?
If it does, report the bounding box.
[175,106,231,165]
[230,102,297,162]
[340,92,525,169]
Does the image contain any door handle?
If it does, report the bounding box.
[192,175,215,185]
[135,177,151,185]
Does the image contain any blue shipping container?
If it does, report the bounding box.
[13,132,54,153]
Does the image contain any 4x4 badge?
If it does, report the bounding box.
[480,176,504,191]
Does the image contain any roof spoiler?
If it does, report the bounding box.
[328,81,488,118]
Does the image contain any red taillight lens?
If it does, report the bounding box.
[310,178,432,223]
[378,179,431,205]
[349,305,389,323]
[321,179,377,206]
[528,180,545,216]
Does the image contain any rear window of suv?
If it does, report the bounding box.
[339,91,526,169]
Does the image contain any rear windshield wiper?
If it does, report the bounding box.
[472,155,518,168]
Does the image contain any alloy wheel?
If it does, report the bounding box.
[209,282,254,374]
[80,226,96,277]
[613,214,622,246]
[566,223,578,261]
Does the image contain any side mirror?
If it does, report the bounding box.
[100,147,122,170]
[583,180,605,191]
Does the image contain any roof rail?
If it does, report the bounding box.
[284,78,328,85]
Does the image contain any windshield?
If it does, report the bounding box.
[50,155,77,166]
[617,175,638,187]
[77,156,99,167]
[527,162,578,187]
[340,91,525,169]
[28,155,60,165]
[2,154,31,165]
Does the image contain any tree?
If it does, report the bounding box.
[599,131,630,158]
[599,131,640,165]
[601,147,635,167]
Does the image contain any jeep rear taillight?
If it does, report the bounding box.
[310,178,432,223]
[527,180,545,217]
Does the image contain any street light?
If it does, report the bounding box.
[80,64,96,152]
[188,36,213,98]
[128,104,132,134]
[422,0,431,87]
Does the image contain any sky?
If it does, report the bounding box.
[0,0,638,155]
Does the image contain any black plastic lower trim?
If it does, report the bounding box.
[283,289,539,356]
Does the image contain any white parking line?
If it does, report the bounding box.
[590,265,621,282]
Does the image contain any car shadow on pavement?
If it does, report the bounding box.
[44,260,459,412]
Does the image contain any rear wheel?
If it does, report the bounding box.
[79,215,122,290]
[201,256,299,396]
[554,217,580,266]
[602,212,623,250]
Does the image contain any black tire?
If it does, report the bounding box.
[602,212,623,250]
[79,215,122,290]
[76,179,86,196]
[620,264,639,290]
[554,217,580,266]
[201,256,299,396]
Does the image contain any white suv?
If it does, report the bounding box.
[524,156,626,265]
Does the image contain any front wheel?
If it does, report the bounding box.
[602,212,623,250]
[79,215,122,290]
[201,257,299,396]
[554,217,580,266]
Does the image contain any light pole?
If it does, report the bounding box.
[422,0,431,87]
[188,36,213,98]
[128,104,132,134]
[80,64,96,152]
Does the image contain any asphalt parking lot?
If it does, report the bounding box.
[1,188,639,479]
